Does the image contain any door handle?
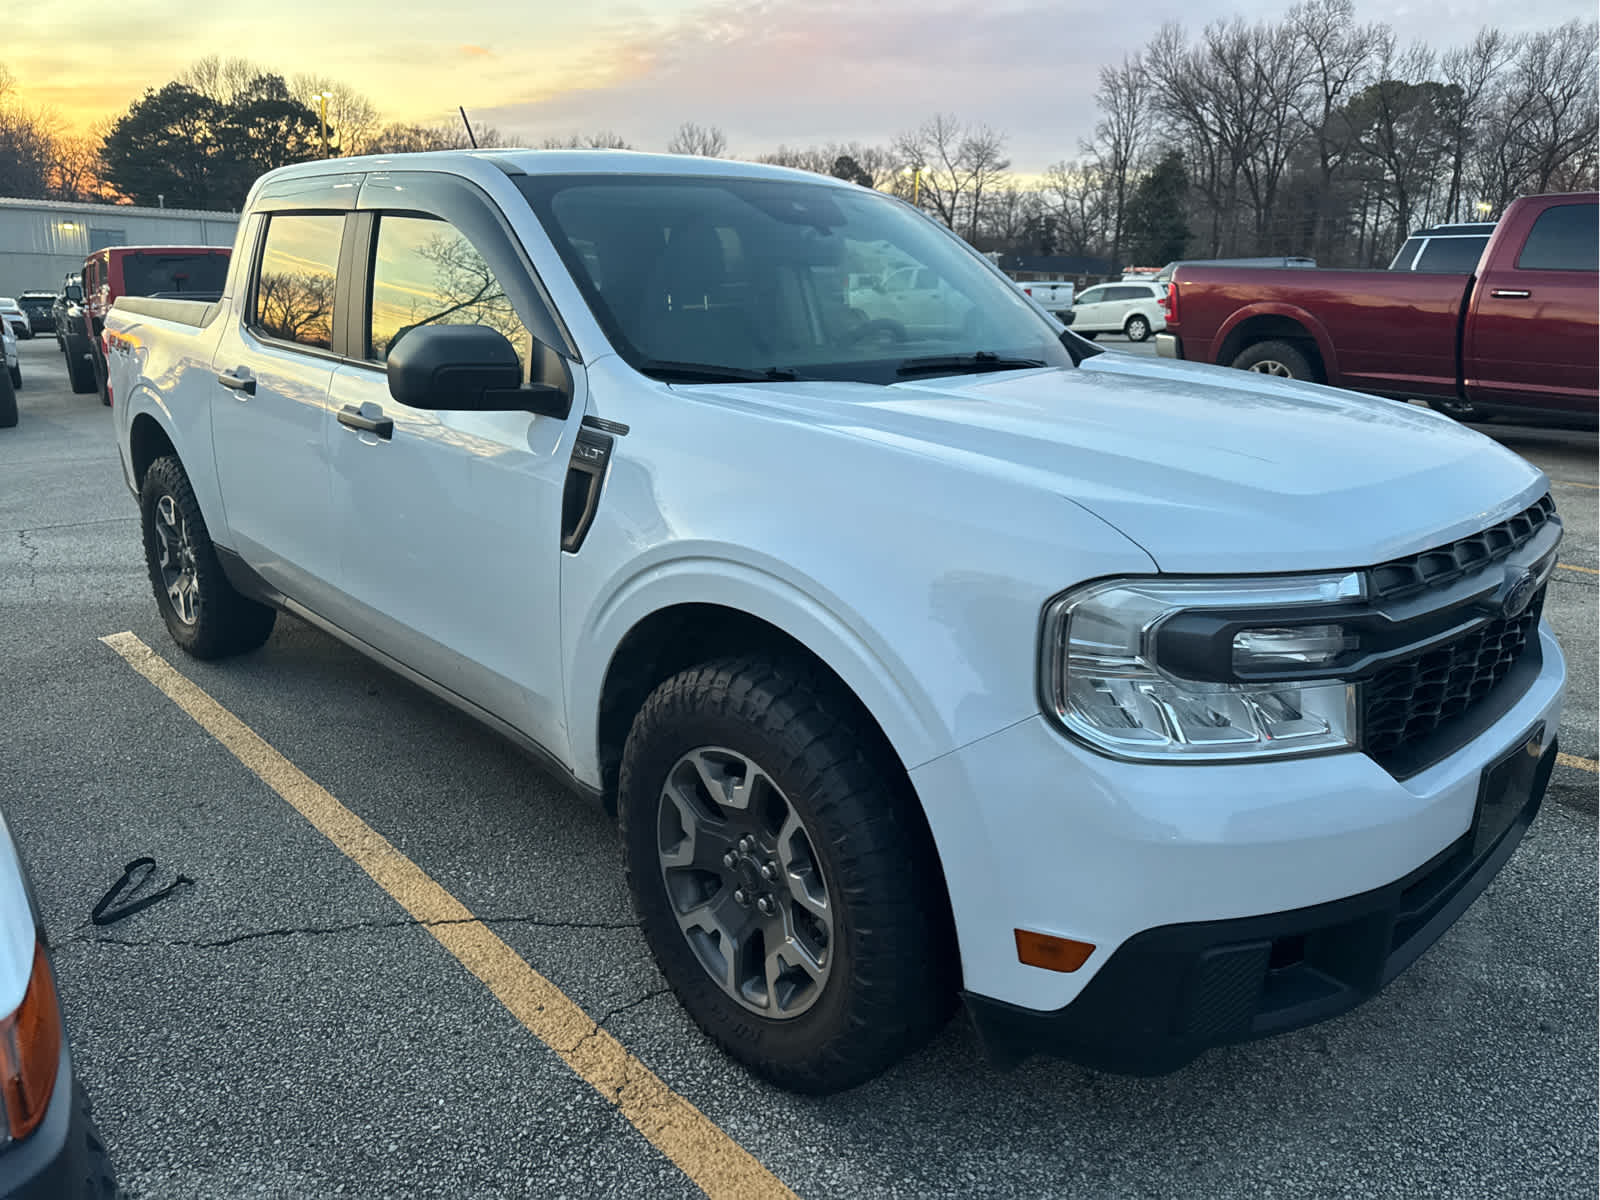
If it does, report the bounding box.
[216,368,255,395]
[338,404,394,440]
[1490,289,1531,299]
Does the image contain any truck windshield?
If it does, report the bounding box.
[517,174,1075,384]
[121,252,230,299]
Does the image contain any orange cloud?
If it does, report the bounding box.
[459,44,493,57]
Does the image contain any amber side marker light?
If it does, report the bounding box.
[1015,929,1095,973]
[0,943,62,1140]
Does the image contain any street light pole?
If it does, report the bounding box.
[318,91,333,158]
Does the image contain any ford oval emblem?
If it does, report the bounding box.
[1501,568,1538,619]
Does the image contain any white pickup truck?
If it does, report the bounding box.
[107,150,1565,1093]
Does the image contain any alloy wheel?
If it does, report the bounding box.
[657,747,833,1019]
[152,494,201,625]
[1247,360,1294,378]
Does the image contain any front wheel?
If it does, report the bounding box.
[140,455,276,658]
[64,335,97,394]
[1124,314,1152,342]
[1230,339,1315,381]
[620,656,954,1093]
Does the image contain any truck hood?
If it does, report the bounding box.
[682,354,1547,573]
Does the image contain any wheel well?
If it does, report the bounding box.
[129,414,177,489]
[1215,315,1326,383]
[596,601,961,982]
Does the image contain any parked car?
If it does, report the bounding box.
[1389,221,1498,274]
[0,323,17,429]
[61,247,231,403]
[108,151,1564,1093]
[1157,192,1598,425]
[0,298,31,340]
[4,319,20,389]
[0,810,118,1194]
[1067,280,1166,341]
[1012,279,1075,316]
[17,292,56,336]
[848,264,975,335]
[52,277,82,353]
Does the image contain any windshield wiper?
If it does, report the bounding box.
[635,359,801,384]
[895,352,1049,378]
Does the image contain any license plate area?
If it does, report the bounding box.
[1471,723,1546,859]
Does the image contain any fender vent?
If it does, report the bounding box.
[561,428,613,553]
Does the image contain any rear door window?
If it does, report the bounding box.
[252,213,344,351]
[1414,236,1488,274]
[1390,237,1424,270]
[1516,204,1599,271]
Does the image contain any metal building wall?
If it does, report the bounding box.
[0,200,240,294]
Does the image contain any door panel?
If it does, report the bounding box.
[209,212,344,610]
[326,208,579,753]
[1465,203,1598,415]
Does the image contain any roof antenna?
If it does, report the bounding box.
[459,106,479,149]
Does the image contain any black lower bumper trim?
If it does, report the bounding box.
[966,732,1556,1076]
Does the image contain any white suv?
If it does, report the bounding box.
[1067,280,1166,341]
[107,151,1565,1093]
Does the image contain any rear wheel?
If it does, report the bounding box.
[620,656,953,1093]
[140,455,277,658]
[64,334,97,394]
[1124,313,1152,342]
[1230,339,1314,381]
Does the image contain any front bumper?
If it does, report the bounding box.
[909,623,1565,1065]
[966,729,1556,1074]
[1154,332,1181,358]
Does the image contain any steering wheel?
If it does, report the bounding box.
[844,317,909,346]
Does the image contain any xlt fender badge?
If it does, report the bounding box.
[561,428,614,553]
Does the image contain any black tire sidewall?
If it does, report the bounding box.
[622,703,861,1069]
[1232,339,1313,381]
[1126,315,1150,341]
[0,367,16,428]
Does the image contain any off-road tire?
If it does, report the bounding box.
[140,455,276,658]
[64,335,97,394]
[0,366,15,428]
[619,656,955,1094]
[1230,339,1315,381]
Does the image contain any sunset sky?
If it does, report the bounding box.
[10,0,1591,172]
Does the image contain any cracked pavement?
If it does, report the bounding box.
[1,335,1595,1198]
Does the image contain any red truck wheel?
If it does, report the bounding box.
[1231,340,1314,382]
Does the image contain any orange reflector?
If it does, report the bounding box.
[0,943,62,1140]
[1014,929,1095,973]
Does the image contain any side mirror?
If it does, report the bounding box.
[386,324,571,418]
[64,286,83,302]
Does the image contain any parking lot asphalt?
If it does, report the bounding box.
[1,335,1595,1199]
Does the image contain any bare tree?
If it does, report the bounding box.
[1090,56,1147,262]
[540,131,632,149]
[667,122,727,157]
[0,68,59,199]
[1491,20,1599,197]
[177,56,260,106]
[1042,159,1108,256]
[893,115,1011,239]
[292,77,381,156]
[1438,29,1516,222]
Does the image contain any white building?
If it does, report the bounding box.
[0,197,240,293]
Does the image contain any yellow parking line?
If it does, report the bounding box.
[1557,563,1598,575]
[1557,752,1598,774]
[100,632,796,1200]
[1553,480,1598,490]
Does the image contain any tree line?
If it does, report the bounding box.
[1,5,1594,269]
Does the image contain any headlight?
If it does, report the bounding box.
[1041,574,1364,761]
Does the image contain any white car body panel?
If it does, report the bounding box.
[1070,281,1166,334]
[0,298,31,338]
[104,150,1568,1018]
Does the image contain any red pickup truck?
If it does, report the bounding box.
[1156,192,1598,425]
[62,245,231,404]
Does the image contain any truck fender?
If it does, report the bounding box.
[567,555,952,793]
[121,384,229,546]
[1213,301,1341,384]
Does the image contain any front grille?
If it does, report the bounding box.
[1363,587,1545,767]
[1369,495,1556,601]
